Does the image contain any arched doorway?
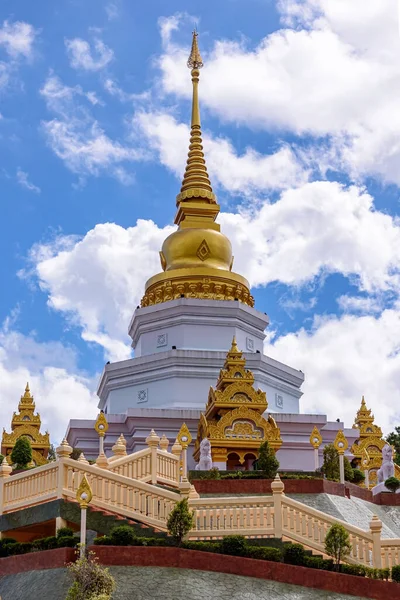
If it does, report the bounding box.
[244,453,257,471]
[227,452,243,471]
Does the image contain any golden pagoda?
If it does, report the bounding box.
[194,337,282,469]
[350,396,400,488]
[1,383,51,466]
[141,32,253,308]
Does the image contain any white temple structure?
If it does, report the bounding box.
[66,33,359,471]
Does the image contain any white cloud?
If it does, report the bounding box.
[16,169,41,193]
[0,20,38,91]
[0,324,98,445]
[157,2,400,185]
[65,37,114,71]
[105,2,120,21]
[24,221,174,361]
[134,111,308,194]
[0,20,37,59]
[337,295,384,315]
[265,309,400,433]
[40,75,140,181]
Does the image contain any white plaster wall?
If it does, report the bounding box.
[104,375,300,415]
[135,324,264,357]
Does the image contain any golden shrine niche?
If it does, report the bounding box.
[194,337,282,469]
[1,383,51,466]
[351,396,400,488]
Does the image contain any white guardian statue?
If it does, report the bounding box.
[195,438,213,471]
[377,444,395,483]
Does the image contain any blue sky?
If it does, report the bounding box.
[1,0,400,442]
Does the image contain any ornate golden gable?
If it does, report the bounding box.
[194,339,282,467]
[1,383,51,467]
[351,396,400,487]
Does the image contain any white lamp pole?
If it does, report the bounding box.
[76,474,93,558]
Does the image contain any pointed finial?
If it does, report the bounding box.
[25,382,30,394]
[187,30,203,70]
[230,336,240,353]
[176,31,216,213]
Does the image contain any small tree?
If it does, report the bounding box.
[257,441,279,478]
[385,477,400,493]
[66,551,115,600]
[10,437,32,469]
[167,498,194,546]
[322,444,340,480]
[324,523,352,571]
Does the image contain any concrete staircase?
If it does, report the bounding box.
[288,493,400,539]
[61,499,168,539]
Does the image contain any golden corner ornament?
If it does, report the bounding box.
[177,423,192,449]
[334,429,348,455]
[76,474,93,509]
[309,426,322,449]
[94,410,109,437]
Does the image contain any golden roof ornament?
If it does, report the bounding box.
[334,430,348,455]
[95,411,109,437]
[177,423,192,449]
[76,474,93,509]
[309,426,322,449]
[140,32,254,309]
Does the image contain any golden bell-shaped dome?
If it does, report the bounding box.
[161,228,233,272]
[141,32,253,309]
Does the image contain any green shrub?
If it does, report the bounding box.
[57,526,74,538]
[384,477,400,492]
[351,469,365,484]
[324,523,351,570]
[257,441,279,478]
[167,498,194,546]
[221,535,248,556]
[1,537,17,545]
[322,445,340,481]
[392,564,400,583]
[32,536,58,551]
[6,542,33,555]
[246,546,282,562]
[57,535,76,548]
[66,551,115,600]
[340,563,366,577]
[283,543,306,566]
[110,525,137,546]
[93,536,113,546]
[304,556,333,570]
[10,437,33,469]
[182,541,222,553]
[189,468,221,481]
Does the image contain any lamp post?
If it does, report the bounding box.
[76,474,93,558]
[334,430,349,484]
[94,410,109,469]
[177,423,192,482]
[309,426,322,471]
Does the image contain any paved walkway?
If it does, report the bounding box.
[0,566,369,599]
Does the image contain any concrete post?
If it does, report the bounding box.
[271,474,285,538]
[364,469,369,489]
[146,429,160,485]
[55,516,67,535]
[370,515,382,568]
[314,448,319,471]
[339,454,345,484]
[171,439,182,484]
[56,439,72,499]
[80,507,87,558]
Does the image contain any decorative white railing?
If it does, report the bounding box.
[1,462,59,513]
[187,496,275,539]
[381,539,400,569]
[107,448,179,488]
[62,459,179,529]
[280,495,374,566]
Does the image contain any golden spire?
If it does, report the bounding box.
[176,31,216,216]
[229,336,240,354]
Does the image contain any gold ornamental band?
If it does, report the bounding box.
[141,267,254,308]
